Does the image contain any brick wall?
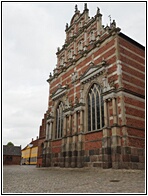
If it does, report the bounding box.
[3,155,21,165]
[41,5,145,169]
[119,36,145,96]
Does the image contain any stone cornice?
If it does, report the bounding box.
[80,61,106,84]
[51,85,68,101]
[102,87,145,100]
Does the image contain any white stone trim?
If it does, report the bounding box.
[126,114,145,121]
[116,91,145,102]
[120,53,144,67]
[123,80,144,91]
[120,45,145,60]
[81,66,104,83]
[125,103,145,111]
[52,87,67,100]
[121,61,145,74]
[122,70,145,82]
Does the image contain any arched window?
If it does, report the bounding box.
[88,84,104,131]
[56,102,64,138]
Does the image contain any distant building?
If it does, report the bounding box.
[3,145,21,165]
[21,137,39,165]
[37,114,46,167]
[38,4,145,169]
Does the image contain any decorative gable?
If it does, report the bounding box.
[80,61,106,84]
[51,85,68,101]
[70,12,80,25]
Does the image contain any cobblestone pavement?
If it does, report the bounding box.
[3,165,145,194]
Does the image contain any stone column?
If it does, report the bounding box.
[46,123,49,140]
[63,115,67,137]
[60,115,67,167]
[65,137,72,167]
[69,114,72,135]
[112,97,117,125]
[104,100,108,127]
[60,137,66,167]
[111,97,122,169]
[77,134,84,168]
[49,122,53,139]
[80,110,84,132]
[71,136,77,168]
[102,99,112,168]
[73,112,77,134]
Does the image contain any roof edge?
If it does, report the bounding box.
[119,32,145,50]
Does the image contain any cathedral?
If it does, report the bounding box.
[37,4,145,169]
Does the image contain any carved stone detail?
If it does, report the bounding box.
[71,71,78,83]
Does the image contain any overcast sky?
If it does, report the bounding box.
[2,1,146,149]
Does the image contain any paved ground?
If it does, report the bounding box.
[3,165,145,194]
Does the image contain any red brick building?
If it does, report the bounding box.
[40,4,145,169]
[3,145,21,165]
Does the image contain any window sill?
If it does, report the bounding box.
[85,128,104,135]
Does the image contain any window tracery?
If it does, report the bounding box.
[56,102,64,138]
[88,83,104,131]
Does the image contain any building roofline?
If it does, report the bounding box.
[119,32,145,50]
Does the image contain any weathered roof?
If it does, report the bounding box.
[3,145,21,156]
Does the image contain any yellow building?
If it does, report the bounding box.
[21,138,38,165]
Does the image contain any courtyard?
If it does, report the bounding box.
[3,165,145,194]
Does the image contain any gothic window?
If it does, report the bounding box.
[88,84,104,131]
[56,102,64,139]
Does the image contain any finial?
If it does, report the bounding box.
[84,3,87,10]
[75,4,78,12]
[97,7,100,14]
[66,23,68,30]
[112,20,116,28]
[108,15,111,25]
